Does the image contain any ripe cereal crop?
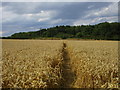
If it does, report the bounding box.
[2,40,63,88]
[2,39,119,88]
[67,40,118,88]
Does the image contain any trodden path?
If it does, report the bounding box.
[60,42,76,88]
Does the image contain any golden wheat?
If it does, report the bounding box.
[67,40,118,88]
[2,39,63,88]
[2,39,119,88]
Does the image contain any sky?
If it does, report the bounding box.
[1,2,118,36]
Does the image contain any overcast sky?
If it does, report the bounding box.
[1,2,118,36]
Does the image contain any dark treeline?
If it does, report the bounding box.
[2,22,120,40]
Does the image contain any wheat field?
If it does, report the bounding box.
[2,39,119,88]
[2,40,63,88]
[67,40,118,88]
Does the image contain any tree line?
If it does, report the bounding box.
[2,22,120,40]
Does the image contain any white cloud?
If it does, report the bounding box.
[0,31,2,34]
[26,14,33,17]
[85,2,118,18]
[0,5,2,33]
[0,31,6,37]
[73,16,118,26]
[88,5,94,9]
[36,10,57,17]
[38,17,50,22]
[2,0,119,2]
[2,7,57,23]
[73,2,118,25]
[23,10,57,19]
[0,6,2,19]
[2,2,118,36]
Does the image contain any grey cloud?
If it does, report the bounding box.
[73,2,118,25]
[2,2,117,36]
[2,2,69,14]
[55,2,112,19]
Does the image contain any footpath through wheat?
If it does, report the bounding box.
[60,42,76,88]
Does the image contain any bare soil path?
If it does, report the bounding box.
[60,42,76,88]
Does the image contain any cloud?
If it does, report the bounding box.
[88,5,94,9]
[2,4,58,36]
[22,10,57,22]
[73,2,118,25]
[85,2,118,18]
[0,31,3,37]
[2,0,119,2]
[49,19,62,24]
[38,18,50,22]
[2,2,117,36]
[73,16,118,25]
